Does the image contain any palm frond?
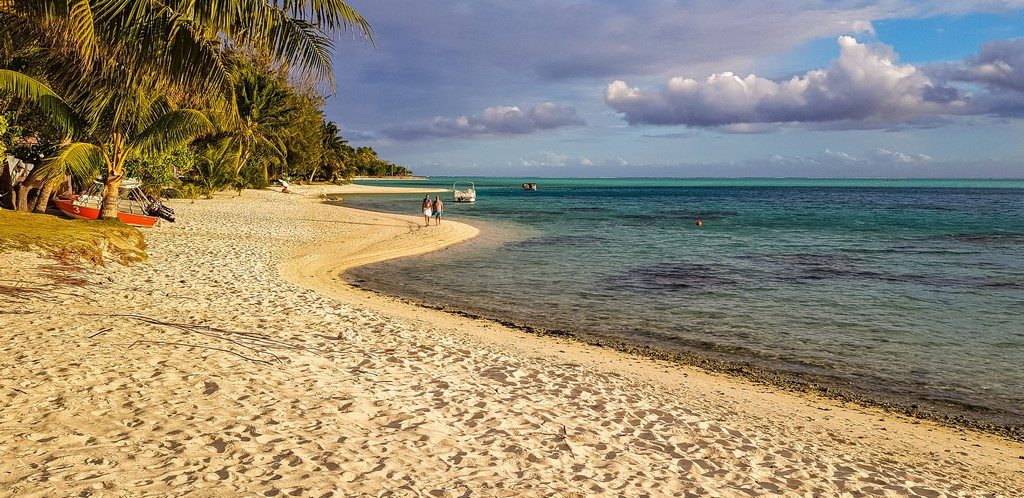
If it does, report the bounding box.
[67,0,98,65]
[154,7,233,93]
[276,0,375,44]
[0,69,79,133]
[35,141,103,183]
[130,108,214,157]
[265,12,334,89]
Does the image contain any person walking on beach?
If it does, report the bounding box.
[432,195,444,225]
[421,194,432,226]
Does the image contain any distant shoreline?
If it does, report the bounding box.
[353,175,429,181]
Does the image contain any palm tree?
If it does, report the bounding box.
[0,0,372,218]
[190,136,241,198]
[310,120,347,182]
[0,68,212,212]
[227,66,298,181]
[0,69,214,215]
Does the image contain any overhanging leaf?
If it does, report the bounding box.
[0,69,80,134]
[130,108,215,157]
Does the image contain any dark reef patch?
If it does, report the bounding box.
[606,262,738,292]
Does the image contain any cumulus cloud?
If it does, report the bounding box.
[725,151,1016,177]
[605,36,973,128]
[515,151,594,168]
[380,103,583,141]
[949,38,1024,92]
[869,148,934,163]
[786,148,936,166]
[506,152,632,170]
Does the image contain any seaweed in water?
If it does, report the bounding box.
[656,209,738,220]
[606,262,738,292]
[508,234,610,248]
[755,253,886,282]
[942,232,1024,245]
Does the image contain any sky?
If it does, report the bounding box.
[325,1,1024,178]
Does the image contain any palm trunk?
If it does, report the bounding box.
[0,158,14,209]
[100,133,126,220]
[14,166,43,212]
[15,183,32,211]
[234,146,250,176]
[31,181,55,213]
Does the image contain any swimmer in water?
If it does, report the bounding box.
[695,219,703,227]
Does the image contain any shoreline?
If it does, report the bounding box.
[337,189,1022,440]
[345,279,1023,442]
[3,185,1022,495]
[279,188,1024,458]
[352,176,430,181]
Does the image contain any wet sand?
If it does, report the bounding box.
[1,185,1021,496]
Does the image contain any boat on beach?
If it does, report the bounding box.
[452,181,476,202]
[55,179,174,227]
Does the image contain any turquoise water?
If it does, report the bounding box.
[342,178,1024,432]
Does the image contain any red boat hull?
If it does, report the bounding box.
[55,197,159,228]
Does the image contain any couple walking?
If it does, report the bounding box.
[421,194,444,226]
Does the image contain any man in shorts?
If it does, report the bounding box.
[432,195,444,225]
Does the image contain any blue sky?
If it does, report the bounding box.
[326,1,1024,177]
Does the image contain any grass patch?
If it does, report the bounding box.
[0,210,147,265]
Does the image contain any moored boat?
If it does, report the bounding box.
[453,181,476,202]
[55,179,173,227]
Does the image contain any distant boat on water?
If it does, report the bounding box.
[522,183,538,190]
[452,181,476,202]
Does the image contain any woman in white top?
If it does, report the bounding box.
[421,195,432,226]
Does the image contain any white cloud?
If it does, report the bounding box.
[869,148,934,163]
[798,148,935,165]
[951,38,1024,92]
[605,37,972,128]
[823,149,860,162]
[850,20,876,35]
[508,152,632,169]
[515,151,594,168]
[381,103,583,140]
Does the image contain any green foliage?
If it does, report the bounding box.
[172,183,201,200]
[280,91,325,180]
[0,70,78,134]
[125,146,197,197]
[186,137,239,198]
[0,2,412,206]
[342,145,413,178]
[0,0,374,214]
[37,142,103,186]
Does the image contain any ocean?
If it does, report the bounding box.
[340,178,1024,434]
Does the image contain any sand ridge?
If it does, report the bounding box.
[1,186,1022,496]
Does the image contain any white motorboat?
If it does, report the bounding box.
[452,181,476,202]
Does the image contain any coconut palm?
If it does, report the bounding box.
[0,0,372,218]
[227,66,298,179]
[190,136,241,198]
[312,120,340,181]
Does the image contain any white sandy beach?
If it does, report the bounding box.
[1,184,1022,496]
